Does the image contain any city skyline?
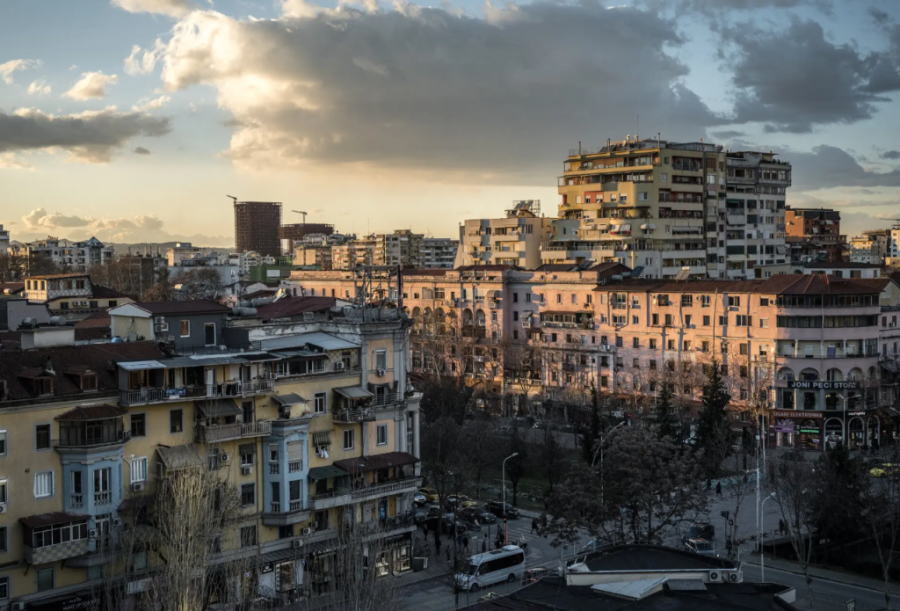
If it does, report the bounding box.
[2,0,900,246]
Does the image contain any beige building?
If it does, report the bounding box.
[421,238,459,269]
[455,200,554,269]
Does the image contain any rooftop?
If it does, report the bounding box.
[254,296,337,320]
[593,275,892,296]
[114,299,231,316]
[25,273,91,281]
[803,262,882,269]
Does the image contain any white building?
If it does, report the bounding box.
[421,238,459,269]
[455,200,554,269]
[0,224,9,255]
[801,261,882,278]
[26,236,114,271]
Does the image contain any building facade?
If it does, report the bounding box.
[785,208,845,263]
[26,237,114,272]
[234,201,283,258]
[0,300,420,609]
[421,238,459,269]
[0,225,9,256]
[455,201,553,269]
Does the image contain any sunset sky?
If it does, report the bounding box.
[2,0,899,247]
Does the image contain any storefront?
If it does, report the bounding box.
[772,410,823,450]
[28,592,98,611]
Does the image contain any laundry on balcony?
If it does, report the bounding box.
[156,444,204,472]
[312,431,332,447]
[197,399,242,419]
[335,386,375,400]
[308,465,350,480]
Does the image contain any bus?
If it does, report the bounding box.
[455,545,527,592]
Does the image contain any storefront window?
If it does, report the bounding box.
[798,418,822,450]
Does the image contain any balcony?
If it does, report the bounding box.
[55,430,131,450]
[94,491,113,506]
[195,420,272,444]
[309,488,353,511]
[26,538,90,565]
[350,477,422,502]
[119,379,275,407]
[262,499,310,527]
[333,407,376,423]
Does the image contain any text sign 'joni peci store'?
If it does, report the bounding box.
[787,381,859,390]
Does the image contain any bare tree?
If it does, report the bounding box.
[0,251,28,282]
[861,443,900,610]
[172,267,223,300]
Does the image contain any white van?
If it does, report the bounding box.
[455,545,526,592]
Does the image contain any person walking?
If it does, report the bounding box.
[463,535,469,553]
[715,481,722,497]
[531,518,538,534]
[434,531,441,558]
[778,519,786,536]
[481,537,487,553]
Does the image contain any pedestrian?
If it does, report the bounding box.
[463,535,469,553]
[531,518,538,534]
[423,521,428,537]
[541,513,548,529]
[778,519,785,536]
[715,481,722,497]
[481,538,487,553]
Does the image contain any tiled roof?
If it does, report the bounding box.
[75,311,111,328]
[126,300,231,316]
[25,273,90,280]
[0,282,24,294]
[0,342,165,402]
[254,296,336,319]
[55,404,127,421]
[456,265,519,272]
[243,289,278,301]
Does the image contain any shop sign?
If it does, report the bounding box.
[847,411,867,417]
[799,428,821,434]
[788,381,859,390]
[774,424,795,433]
[261,563,274,574]
[773,411,821,419]
[30,594,98,611]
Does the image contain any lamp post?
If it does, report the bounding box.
[592,421,626,510]
[502,452,518,546]
[760,492,776,582]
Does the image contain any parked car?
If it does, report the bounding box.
[413,492,427,505]
[412,508,428,524]
[870,462,899,478]
[418,487,439,503]
[682,523,715,543]
[474,510,497,524]
[441,513,469,534]
[446,494,474,511]
[486,501,519,519]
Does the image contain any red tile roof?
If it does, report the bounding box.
[0,282,24,294]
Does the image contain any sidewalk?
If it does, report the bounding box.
[745,553,900,596]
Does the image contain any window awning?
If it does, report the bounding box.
[273,393,307,406]
[156,444,204,471]
[334,451,420,474]
[308,465,349,480]
[487,290,502,299]
[119,360,166,371]
[312,431,332,447]
[198,399,242,419]
[20,511,87,529]
[334,386,374,400]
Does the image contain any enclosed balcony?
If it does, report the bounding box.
[55,405,131,450]
[194,400,272,443]
[333,386,376,423]
[20,513,90,565]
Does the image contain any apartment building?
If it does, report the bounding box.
[331,242,374,271]
[23,273,132,322]
[455,201,553,269]
[0,225,9,256]
[785,208,845,263]
[26,237,114,272]
[372,230,423,268]
[0,299,420,609]
[421,238,459,269]
[234,201,283,258]
[848,229,889,264]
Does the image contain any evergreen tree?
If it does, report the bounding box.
[655,381,680,441]
[581,385,603,465]
[695,360,732,477]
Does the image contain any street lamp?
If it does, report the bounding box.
[592,421,627,511]
[760,492,776,582]
[502,452,519,546]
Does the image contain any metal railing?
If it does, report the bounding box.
[350,477,422,500]
[71,494,83,508]
[119,379,275,407]
[288,460,303,473]
[196,420,272,444]
[269,462,280,475]
[371,392,399,407]
[94,491,112,506]
[55,430,131,449]
[334,408,375,423]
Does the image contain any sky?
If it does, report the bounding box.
[1,0,900,247]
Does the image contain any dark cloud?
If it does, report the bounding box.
[134,146,152,155]
[159,6,724,174]
[709,130,745,139]
[787,145,900,190]
[882,150,900,160]
[869,8,891,25]
[722,19,900,133]
[0,108,170,163]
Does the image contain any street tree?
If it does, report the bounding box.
[540,423,566,493]
[861,444,900,610]
[654,381,680,441]
[721,447,757,561]
[506,422,528,506]
[171,267,223,300]
[579,386,603,465]
[696,360,733,478]
[462,421,500,499]
[811,443,867,547]
[0,252,27,282]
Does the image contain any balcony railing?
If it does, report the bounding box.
[350,477,422,501]
[71,494,84,508]
[334,408,376,423]
[289,500,303,512]
[94,491,112,506]
[120,379,275,407]
[195,420,272,444]
[55,430,131,450]
[269,462,280,475]
[26,538,90,565]
[371,392,399,407]
[271,501,281,513]
[288,460,303,473]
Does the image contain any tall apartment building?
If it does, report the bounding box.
[455,200,553,269]
[0,298,420,608]
[785,208,844,263]
[26,236,114,272]
[0,225,9,255]
[372,230,423,268]
[234,200,283,257]
[550,138,792,280]
[332,242,374,270]
[849,230,890,264]
[421,238,459,269]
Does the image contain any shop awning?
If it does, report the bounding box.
[335,386,374,400]
[333,451,420,474]
[312,431,332,447]
[157,444,204,471]
[198,399,242,419]
[273,393,308,406]
[308,465,349,480]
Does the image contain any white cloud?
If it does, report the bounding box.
[27,79,52,96]
[64,71,119,100]
[0,59,41,85]
[132,95,171,111]
[0,153,35,171]
[110,0,195,17]
[0,107,171,163]
[124,40,165,75]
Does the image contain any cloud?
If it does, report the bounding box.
[0,59,41,85]
[132,94,171,111]
[0,153,34,170]
[110,0,194,17]
[19,208,230,246]
[134,146,152,154]
[787,145,900,190]
[709,130,745,140]
[124,40,165,75]
[722,19,900,133]
[882,150,900,160]
[64,71,119,100]
[26,79,52,96]
[0,107,171,163]
[156,5,724,174]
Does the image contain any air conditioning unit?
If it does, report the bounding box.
[220,453,231,463]
[0,505,6,514]
[113,518,122,527]
[131,482,145,493]
[708,570,723,583]
[891,322,897,327]
[154,316,165,324]
[301,527,312,536]
[334,361,345,370]
[292,539,303,549]
[242,465,252,475]
[376,369,386,377]
[723,570,741,583]
[89,528,99,538]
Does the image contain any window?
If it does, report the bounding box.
[652,313,659,325]
[615,336,623,348]
[633,358,640,368]
[685,315,692,326]
[727,296,740,307]
[556,294,562,303]
[0,526,6,554]
[0,575,7,600]
[0,479,6,505]
[240,525,257,548]
[667,340,675,350]
[632,338,640,348]
[649,360,657,370]
[131,457,148,483]
[241,483,256,507]
[34,471,53,498]
[376,424,388,446]
[649,339,657,349]
[681,295,693,306]
[760,318,769,328]
[735,315,752,327]
[702,341,710,353]
[343,429,355,451]
[204,323,216,346]
[131,414,146,437]
[661,172,668,182]
[739,343,749,356]
[760,297,769,306]
[513,311,519,321]
[0,430,6,456]
[314,392,327,414]
[703,315,710,326]
[37,567,54,592]
[684,341,692,351]
[179,320,190,337]
[632,315,639,324]
[571,294,577,304]
[36,424,51,450]
[170,409,183,434]
[701,295,710,307]
[240,444,255,466]
[375,350,387,370]
[664,314,673,326]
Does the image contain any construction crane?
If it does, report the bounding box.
[292,210,307,224]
